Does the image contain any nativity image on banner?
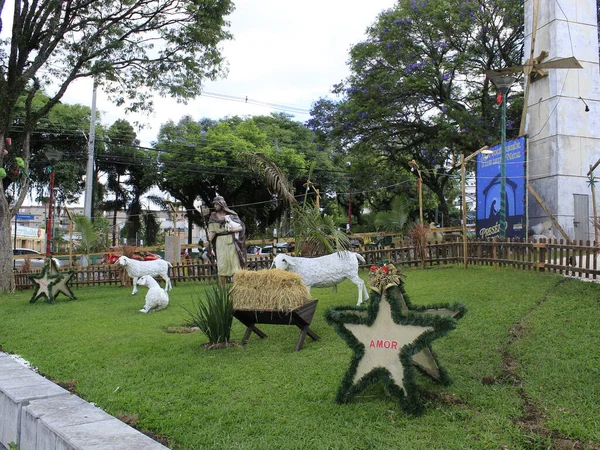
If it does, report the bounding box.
[476,136,526,239]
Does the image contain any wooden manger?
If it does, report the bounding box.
[230,269,321,351]
[233,299,320,351]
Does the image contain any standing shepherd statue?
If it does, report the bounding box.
[208,195,246,286]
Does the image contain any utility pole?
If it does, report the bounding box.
[84,81,97,220]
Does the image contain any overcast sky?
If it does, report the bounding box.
[62,0,394,147]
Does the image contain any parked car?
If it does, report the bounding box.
[258,246,273,255]
[13,248,62,270]
[247,245,261,255]
[258,243,290,255]
[101,251,161,265]
[349,237,364,249]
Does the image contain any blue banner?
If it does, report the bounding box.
[476,137,526,239]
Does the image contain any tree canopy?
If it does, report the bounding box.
[153,113,342,239]
[4,92,96,206]
[308,0,524,226]
[0,0,234,291]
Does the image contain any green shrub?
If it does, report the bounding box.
[183,284,233,345]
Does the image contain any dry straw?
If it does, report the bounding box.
[230,269,312,311]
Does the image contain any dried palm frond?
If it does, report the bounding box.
[241,152,297,208]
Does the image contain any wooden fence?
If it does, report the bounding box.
[13,239,600,290]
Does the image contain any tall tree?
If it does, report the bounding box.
[0,0,234,291]
[118,145,158,245]
[98,119,138,245]
[308,0,524,225]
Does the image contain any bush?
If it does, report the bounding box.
[184,284,233,345]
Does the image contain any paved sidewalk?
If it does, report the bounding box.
[0,352,169,450]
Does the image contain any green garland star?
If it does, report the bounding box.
[29,263,61,304]
[29,260,76,303]
[47,259,76,300]
[587,174,597,188]
[325,283,466,415]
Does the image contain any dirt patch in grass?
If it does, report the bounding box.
[142,430,170,447]
[491,279,600,450]
[53,379,77,393]
[117,413,139,426]
[163,326,199,334]
[420,390,466,406]
[201,341,240,350]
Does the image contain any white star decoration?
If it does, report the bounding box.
[325,283,465,415]
[344,298,432,392]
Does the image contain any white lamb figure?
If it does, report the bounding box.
[530,220,557,241]
[272,251,369,306]
[137,275,169,313]
[116,255,173,295]
[224,214,242,239]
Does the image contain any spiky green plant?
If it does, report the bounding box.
[72,214,98,265]
[374,196,410,236]
[183,284,233,345]
[291,205,349,256]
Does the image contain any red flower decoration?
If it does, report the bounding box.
[370,266,378,272]
[382,265,389,273]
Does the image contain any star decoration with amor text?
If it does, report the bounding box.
[325,282,465,415]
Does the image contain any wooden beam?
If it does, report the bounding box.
[454,145,490,168]
[527,183,570,241]
[587,158,600,176]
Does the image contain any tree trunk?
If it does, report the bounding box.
[187,215,193,244]
[112,209,117,246]
[0,195,15,292]
[0,130,31,292]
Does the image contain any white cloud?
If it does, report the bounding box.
[61,0,393,146]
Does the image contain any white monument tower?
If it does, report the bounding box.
[524,0,600,242]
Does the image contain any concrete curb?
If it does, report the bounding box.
[0,352,169,449]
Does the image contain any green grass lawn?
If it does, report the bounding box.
[1,265,599,450]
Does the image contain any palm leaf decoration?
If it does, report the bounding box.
[374,196,410,236]
[292,206,350,256]
[72,214,98,265]
[242,152,349,256]
[241,152,297,208]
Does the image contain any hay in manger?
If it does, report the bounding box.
[231,269,312,311]
[231,269,320,351]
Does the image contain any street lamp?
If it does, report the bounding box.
[44,148,63,259]
[489,75,516,239]
[408,159,423,225]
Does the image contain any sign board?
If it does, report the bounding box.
[16,224,43,238]
[15,214,35,221]
[476,136,526,239]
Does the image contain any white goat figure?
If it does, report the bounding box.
[136,275,169,313]
[272,251,369,306]
[116,255,173,296]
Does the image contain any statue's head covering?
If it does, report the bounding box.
[212,195,236,215]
